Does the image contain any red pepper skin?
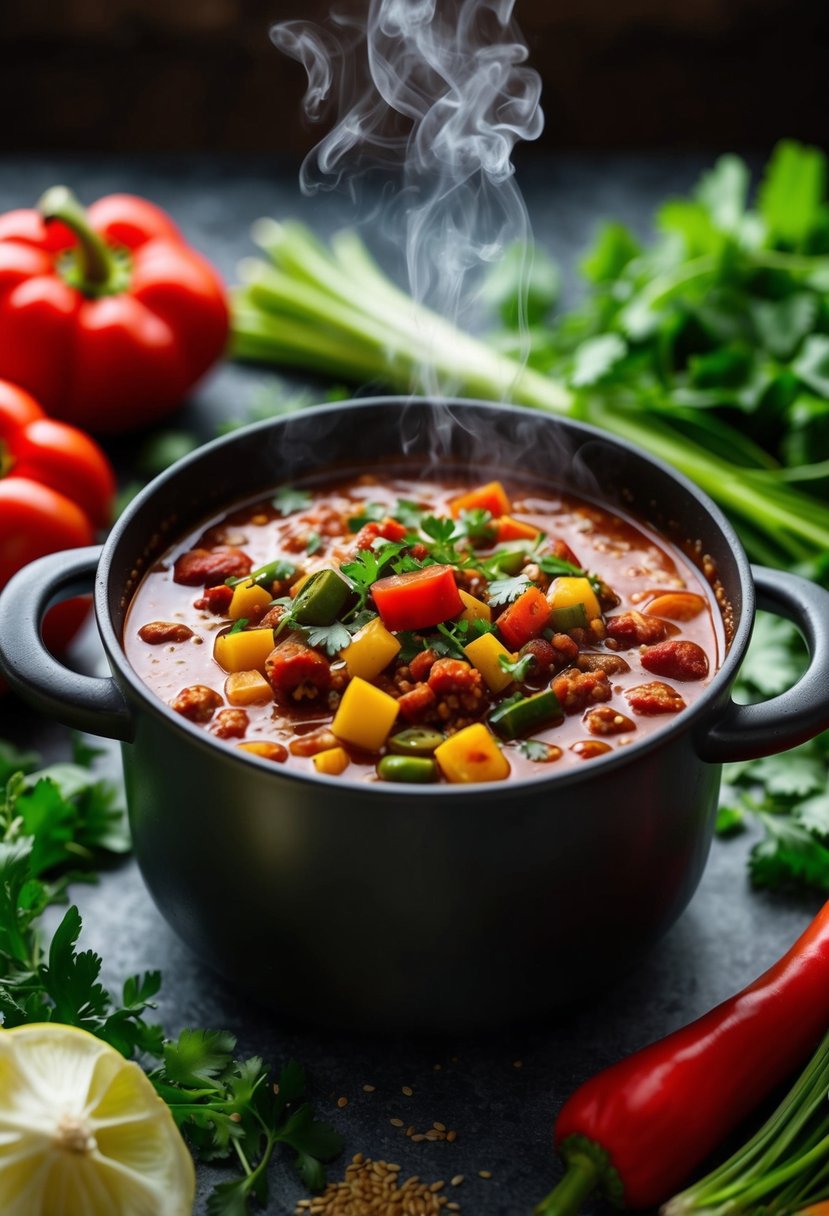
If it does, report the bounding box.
[371,565,463,632]
[0,379,115,655]
[543,901,829,1213]
[0,191,228,433]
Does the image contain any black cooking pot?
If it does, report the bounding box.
[2,399,828,1031]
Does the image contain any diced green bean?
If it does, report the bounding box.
[489,688,562,740]
[377,755,437,783]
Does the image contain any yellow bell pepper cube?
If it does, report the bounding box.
[225,669,273,706]
[463,632,516,693]
[237,741,287,762]
[458,590,492,625]
[228,580,273,621]
[341,616,401,680]
[214,627,275,675]
[548,576,602,620]
[435,723,510,784]
[313,746,350,776]
[331,677,399,751]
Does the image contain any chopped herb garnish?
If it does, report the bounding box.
[498,651,537,682]
[228,618,248,634]
[393,499,427,530]
[537,553,602,594]
[346,502,386,531]
[487,574,532,606]
[272,485,312,515]
[226,559,296,589]
[516,738,558,762]
[393,552,429,574]
[306,530,322,555]
[421,514,460,556]
[341,542,407,613]
[303,622,353,656]
[453,508,496,545]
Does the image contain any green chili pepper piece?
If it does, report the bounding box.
[388,727,445,756]
[226,558,296,589]
[489,688,563,740]
[293,569,353,625]
[377,755,438,783]
[550,602,589,631]
[491,548,528,576]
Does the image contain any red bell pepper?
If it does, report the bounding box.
[0,379,115,651]
[535,900,829,1215]
[371,565,463,632]
[0,186,228,433]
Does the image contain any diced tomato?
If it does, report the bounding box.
[449,480,511,518]
[354,517,408,549]
[496,585,551,649]
[371,564,463,632]
[397,683,437,721]
[494,515,540,543]
[194,583,234,614]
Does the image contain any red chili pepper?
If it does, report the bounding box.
[0,379,115,655]
[535,900,829,1215]
[371,565,463,632]
[0,186,228,432]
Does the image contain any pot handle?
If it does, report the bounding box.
[0,546,134,742]
[695,565,829,763]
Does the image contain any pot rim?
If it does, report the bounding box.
[98,396,754,794]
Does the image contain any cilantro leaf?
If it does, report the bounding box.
[759,140,826,247]
[794,335,829,400]
[163,1029,238,1087]
[272,485,312,515]
[750,813,829,892]
[734,612,806,699]
[303,623,353,656]
[393,499,427,530]
[306,530,322,556]
[488,574,531,606]
[498,652,536,682]
[516,738,558,762]
[580,221,640,284]
[0,741,39,787]
[347,501,386,531]
[453,508,496,545]
[570,334,627,387]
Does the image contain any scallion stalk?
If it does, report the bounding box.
[231,221,829,574]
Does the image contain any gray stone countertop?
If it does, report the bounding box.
[0,153,819,1216]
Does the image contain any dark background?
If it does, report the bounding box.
[1,0,827,155]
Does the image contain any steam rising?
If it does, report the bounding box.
[272,0,544,383]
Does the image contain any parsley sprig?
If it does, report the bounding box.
[0,740,343,1212]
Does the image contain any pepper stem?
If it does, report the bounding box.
[38,185,116,289]
[534,1155,599,1216]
